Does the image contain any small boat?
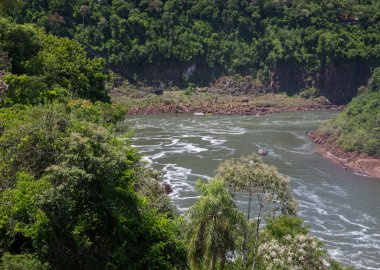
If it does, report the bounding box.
[194,112,205,116]
[258,148,268,156]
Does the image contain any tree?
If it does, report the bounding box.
[0,0,23,17]
[184,178,246,270]
[217,154,298,270]
[79,5,90,25]
[0,102,187,269]
[25,34,109,102]
[0,19,42,74]
[0,44,11,71]
[3,74,48,105]
[0,253,48,270]
[368,67,380,92]
[257,215,353,270]
[47,13,66,35]
[0,19,109,104]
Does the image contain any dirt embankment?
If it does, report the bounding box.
[307,132,380,179]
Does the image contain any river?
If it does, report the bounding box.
[122,112,380,270]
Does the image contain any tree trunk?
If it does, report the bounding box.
[220,249,226,270]
[320,40,326,97]
[252,198,263,270]
[211,253,217,270]
[241,191,252,269]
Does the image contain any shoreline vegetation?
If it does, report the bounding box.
[306,77,380,179]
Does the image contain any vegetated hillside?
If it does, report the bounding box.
[0,18,109,105]
[318,67,380,156]
[2,0,380,103]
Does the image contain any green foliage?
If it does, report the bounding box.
[216,154,298,270]
[0,173,50,255]
[134,168,174,214]
[3,74,48,105]
[0,44,11,71]
[217,154,298,216]
[0,19,108,105]
[26,34,108,101]
[0,253,48,270]
[184,178,246,270]
[298,87,319,99]
[67,99,126,126]
[3,0,379,92]
[319,71,380,156]
[368,67,380,92]
[256,216,352,270]
[263,215,310,241]
[184,83,195,96]
[183,172,350,270]
[258,234,330,270]
[0,18,41,74]
[0,102,186,269]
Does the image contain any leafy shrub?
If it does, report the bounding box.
[3,74,48,105]
[298,87,319,99]
[0,253,48,270]
[184,83,195,96]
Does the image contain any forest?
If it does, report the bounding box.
[0,0,379,269]
[1,0,380,103]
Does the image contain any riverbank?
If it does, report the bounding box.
[307,131,380,179]
[111,90,343,115]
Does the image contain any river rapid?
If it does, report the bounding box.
[122,112,380,270]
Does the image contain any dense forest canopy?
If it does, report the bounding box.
[1,0,380,103]
[0,18,109,105]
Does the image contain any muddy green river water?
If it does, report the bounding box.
[123,112,380,270]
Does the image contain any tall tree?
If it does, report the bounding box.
[184,178,246,270]
[217,154,298,270]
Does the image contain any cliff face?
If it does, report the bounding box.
[270,59,372,104]
[319,60,371,104]
[127,59,374,105]
[269,61,310,96]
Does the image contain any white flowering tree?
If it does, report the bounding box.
[217,154,298,270]
[259,234,330,270]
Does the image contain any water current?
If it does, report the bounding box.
[122,112,380,270]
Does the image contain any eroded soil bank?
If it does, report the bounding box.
[308,131,380,179]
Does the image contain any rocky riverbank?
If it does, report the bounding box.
[307,131,380,179]
[122,93,344,115]
[111,76,346,115]
[126,102,342,115]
